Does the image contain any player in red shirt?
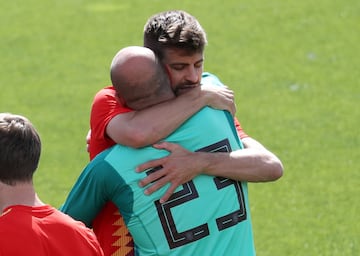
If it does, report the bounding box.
[0,113,104,256]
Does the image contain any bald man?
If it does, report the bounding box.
[110,46,175,110]
[66,46,179,255]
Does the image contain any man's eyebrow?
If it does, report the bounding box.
[169,59,204,66]
[169,62,188,66]
[195,59,204,64]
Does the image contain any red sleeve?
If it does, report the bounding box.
[89,86,132,159]
[234,117,249,140]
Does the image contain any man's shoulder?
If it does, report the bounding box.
[201,72,217,79]
[93,86,116,101]
[201,72,223,87]
[91,85,130,112]
[89,147,115,165]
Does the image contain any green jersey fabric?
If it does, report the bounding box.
[62,74,255,255]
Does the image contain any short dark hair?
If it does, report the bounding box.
[0,113,41,185]
[143,10,207,60]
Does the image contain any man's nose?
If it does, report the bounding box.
[185,66,199,84]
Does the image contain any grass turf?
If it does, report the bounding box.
[1,0,359,255]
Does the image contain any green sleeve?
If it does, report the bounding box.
[60,160,120,228]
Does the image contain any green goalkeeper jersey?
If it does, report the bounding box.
[62,76,255,255]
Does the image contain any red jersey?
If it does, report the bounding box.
[89,86,132,160]
[89,85,249,256]
[0,205,103,256]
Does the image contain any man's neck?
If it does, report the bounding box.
[0,182,44,212]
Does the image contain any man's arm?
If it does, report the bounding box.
[60,163,115,227]
[136,140,283,203]
[106,84,236,148]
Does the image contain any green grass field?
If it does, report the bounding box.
[1,0,359,255]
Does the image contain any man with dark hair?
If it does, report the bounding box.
[0,113,104,256]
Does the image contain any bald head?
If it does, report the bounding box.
[110,46,174,110]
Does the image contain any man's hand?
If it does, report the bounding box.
[136,142,204,203]
[201,84,236,116]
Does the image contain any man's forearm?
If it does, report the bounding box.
[135,140,283,202]
[200,148,283,182]
[107,90,207,148]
